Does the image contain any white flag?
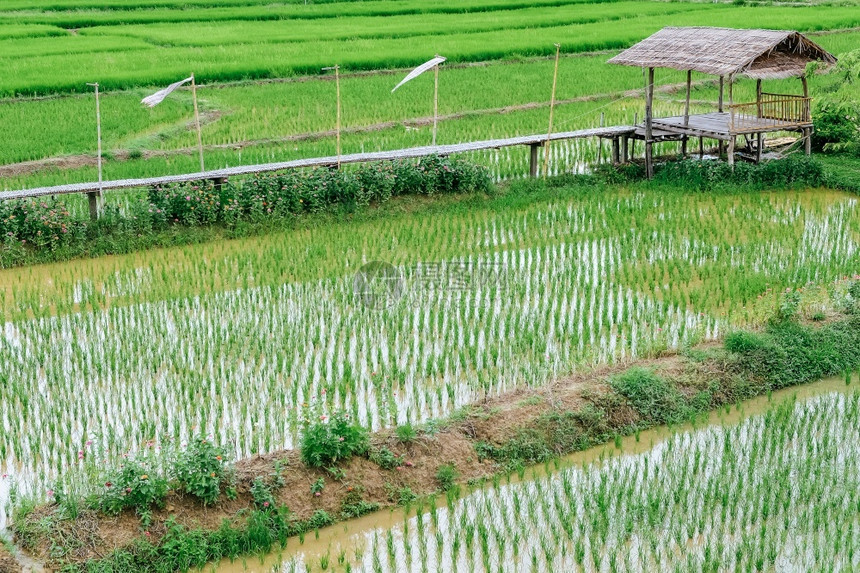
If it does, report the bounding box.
[391,56,446,93]
[141,76,193,107]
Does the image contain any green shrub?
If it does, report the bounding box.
[653,155,823,191]
[724,331,769,353]
[394,422,417,443]
[97,457,168,521]
[435,464,459,492]
[300,411,369,468]
[368,446,404,470]
[250,477,275,511]
[173,437,235,505]
[609,368,687,425]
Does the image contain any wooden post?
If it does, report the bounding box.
[191,73,204,172]
[86,82,103,220]
[645,67,654,179]
[211,176,228,191]
[682,69,691,157]
[620,136,628,164]
[801,73,810,124]
[543,43,561,178]
[756,133,763,163]
[529,143,542,178]
[756,79,762,118]
[727,135,735,169]
[804,128,812,156]
[698,136,704,159]
[611,137,620,165]
[718,76,725,158]
[728,74,733,107]
[433,57,440,146]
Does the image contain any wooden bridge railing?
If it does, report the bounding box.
[0,125,636,219]
[729,93,812,134]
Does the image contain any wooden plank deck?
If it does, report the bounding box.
[0,125,636,202]
[651,112,811,141]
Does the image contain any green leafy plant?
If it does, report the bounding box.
[435,464,459,492]
[368,447,404,470]
[250,477,275,511]
[310,477,325,497]
[609,368,688,425]
[300,411,369,468]
[394,422,417,443]
[96,457,168,522]
[173,437,234,505]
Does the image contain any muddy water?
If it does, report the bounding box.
[214,374,859,573]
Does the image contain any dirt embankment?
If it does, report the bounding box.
[0,545,22,573]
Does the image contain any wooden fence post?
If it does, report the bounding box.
[645,67,655,179]
[529,143,542,178]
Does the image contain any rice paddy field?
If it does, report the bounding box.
[1,184,859,531]
[1,0,860,191]
[2,0,860,570]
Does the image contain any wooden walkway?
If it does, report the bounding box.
[651,112,811,141]
[0,125,635,204]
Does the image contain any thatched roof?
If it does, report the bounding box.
[608,27,836,79]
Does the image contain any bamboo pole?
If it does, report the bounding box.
[433,56,440,147]
[336,65,341,166]
[86,82,102,220]
[543,43,561,179]
[323,65,342,167]
[191,73,204,172]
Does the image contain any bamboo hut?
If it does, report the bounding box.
[608,27,837,176]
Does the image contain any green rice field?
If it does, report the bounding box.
[1,0,859,190]
[2,1,860,570]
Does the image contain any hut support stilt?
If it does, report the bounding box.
[756,133,763,163]
[718,76,725,158]
[682,70,691,157]
[801,74,812,156]
[645,67,654,179]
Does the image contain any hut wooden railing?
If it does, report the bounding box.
[728,93,812,133]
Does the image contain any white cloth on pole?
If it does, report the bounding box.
[141,76,193,107]
[391,56,446,93]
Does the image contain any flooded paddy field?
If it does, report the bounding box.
[0,187,858,532]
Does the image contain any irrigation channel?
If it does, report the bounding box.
[212,375,860,573]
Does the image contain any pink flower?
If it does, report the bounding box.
[314,492,321,497]
[405,461,413,467]
[47,489,54,497]
[263,501,270,508]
